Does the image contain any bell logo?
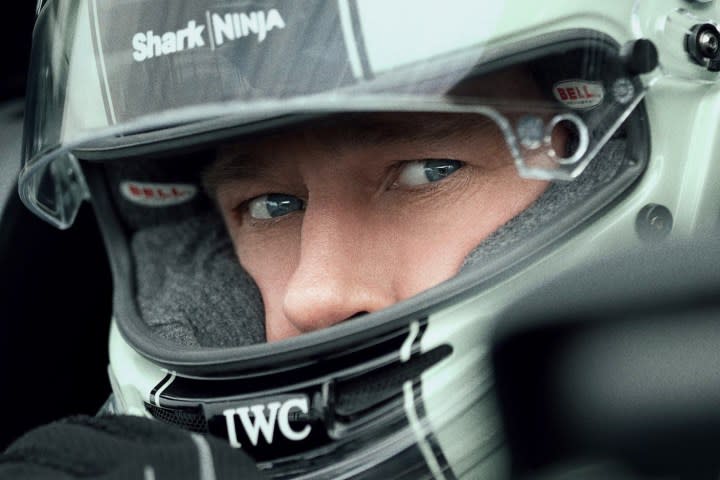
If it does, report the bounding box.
[120,181,197,207]
[553,80,604,110]
[223,397,312,448]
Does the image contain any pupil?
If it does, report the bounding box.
[424,160,462,182]
[266,194,302,218]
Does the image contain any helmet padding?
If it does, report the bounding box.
[132,212,265,347]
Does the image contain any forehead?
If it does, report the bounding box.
[203,113,504,188]
[224,112,511,162]
[203,113,505,189]
[203,113,507,195]
[230,113,495,150]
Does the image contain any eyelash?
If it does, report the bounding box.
[392,159,464,189]
[232,197,304,228]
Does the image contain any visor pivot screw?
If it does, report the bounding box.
[612,78,635,105]
[516,115,544,150]
[699,31,719,56]
[685,23,720,71]
[620,39,659,75]
[636,204,673,242]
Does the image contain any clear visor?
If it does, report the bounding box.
[20,0,651,229]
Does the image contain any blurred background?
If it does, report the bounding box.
[0,3,112,450]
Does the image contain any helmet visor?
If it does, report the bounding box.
[20,0,650,228]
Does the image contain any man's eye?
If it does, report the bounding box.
[248,194,305,219]
[396,159,464,187]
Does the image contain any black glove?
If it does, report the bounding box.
[0,415,268,479]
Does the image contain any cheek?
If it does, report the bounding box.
[231,226,301,339]
[391,167,547,295]
[473,166,549,225]
[452,167,548,253]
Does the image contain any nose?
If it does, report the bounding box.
[281,198,396,333]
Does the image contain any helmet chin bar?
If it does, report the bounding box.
[125,318,462,478]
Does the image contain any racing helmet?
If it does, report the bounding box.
[18,0,720,478]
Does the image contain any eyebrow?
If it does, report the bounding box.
[202,152,267,198]
[202,114,496,196]
[319,114,494,150]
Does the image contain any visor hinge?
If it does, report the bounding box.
[685,23,720,72]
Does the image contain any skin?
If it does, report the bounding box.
[205,112,550,342]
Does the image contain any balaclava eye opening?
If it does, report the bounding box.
[105,130,630,348]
